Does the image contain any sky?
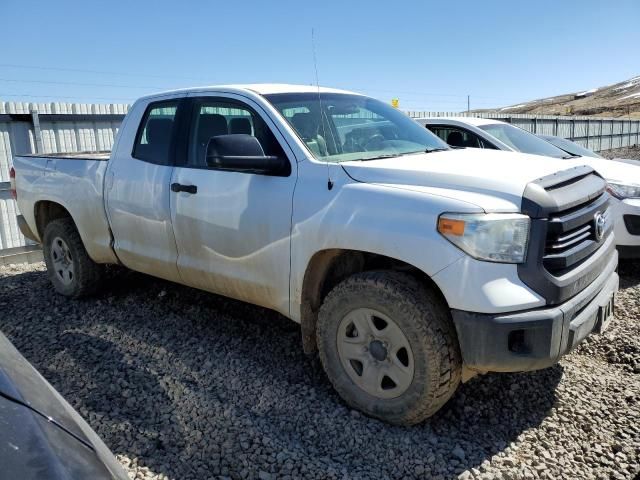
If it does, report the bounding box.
[1,0,639,112]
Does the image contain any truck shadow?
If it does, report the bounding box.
[1,267,563,478]
[618,260,640,288]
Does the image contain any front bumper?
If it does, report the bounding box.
[452,249,618,373]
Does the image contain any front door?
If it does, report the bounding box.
[170,95,297,315]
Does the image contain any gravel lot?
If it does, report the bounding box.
[0,262,638,480]
[600,145,640,161]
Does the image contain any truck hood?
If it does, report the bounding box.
[341,149,586,208]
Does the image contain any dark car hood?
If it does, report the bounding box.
[0,332,128,479]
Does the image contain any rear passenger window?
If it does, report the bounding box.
[133,101,179,165]
[426,126,448,143]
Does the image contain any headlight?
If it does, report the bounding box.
[437,213,530,263]
[606,182,640,199]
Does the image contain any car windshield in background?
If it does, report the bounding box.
[479,123,570,159]
[541,135,603,159]
[264,93,449,162]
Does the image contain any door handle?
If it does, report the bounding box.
[171,183,198,194]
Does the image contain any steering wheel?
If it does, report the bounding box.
[363,133,386,151]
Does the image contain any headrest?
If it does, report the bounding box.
[198,114,228,141]
[447,131,465,147]
[146,118,173,144]
[290,112,318,139]
[229,117,252,135]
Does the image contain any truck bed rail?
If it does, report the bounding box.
[19,151,111,161]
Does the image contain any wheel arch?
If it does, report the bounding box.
[32,198,118,265]
[34,200,75,239]
[299,248,449,354]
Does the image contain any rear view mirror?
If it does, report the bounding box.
[205,134,287,175]
[329,104,359,115]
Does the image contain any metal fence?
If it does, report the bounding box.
[0,101,128,252]
[0,101,639,257]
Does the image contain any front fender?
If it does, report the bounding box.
[289,163,482,321]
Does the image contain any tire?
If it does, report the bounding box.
[317,271,461,425]
[43,218,104,297]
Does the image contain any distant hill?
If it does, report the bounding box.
[475,75,640,118]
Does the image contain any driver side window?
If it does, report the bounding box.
[187,98,286,168]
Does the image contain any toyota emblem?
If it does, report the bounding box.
[594,212,606,241]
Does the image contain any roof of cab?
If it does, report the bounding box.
[239,84,358,95]
[139,83,360,101]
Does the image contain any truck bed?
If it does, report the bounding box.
[13,152,118,264]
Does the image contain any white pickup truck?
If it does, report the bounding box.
[12,84,618,425]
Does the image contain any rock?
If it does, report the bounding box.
[452,446,466,461]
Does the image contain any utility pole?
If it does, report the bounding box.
[467,95,470,115]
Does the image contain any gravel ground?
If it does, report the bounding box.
[600,145,640,161]
[0,262,638,480]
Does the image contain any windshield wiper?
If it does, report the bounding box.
[359,154,399,161]
[425,147,450,153]
[359,148,448,161]
[562,154,581,159]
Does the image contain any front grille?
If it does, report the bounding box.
[519,166,614,305]
[543,192,610,275]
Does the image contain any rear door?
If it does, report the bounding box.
[105,96,186,282]
[169,94,297,315]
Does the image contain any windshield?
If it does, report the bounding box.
[541,136,603,158]
[479,123,570,158]
[264,93,449,162]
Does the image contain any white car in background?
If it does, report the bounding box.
[417,117,640,258]
[540,134,638,166]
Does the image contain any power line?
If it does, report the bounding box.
[0,63,210,82]
[348,86,525,101]
[0,90,489,107]
[0,93,134,102]
[0,77,167,90]
[0,64,525,102]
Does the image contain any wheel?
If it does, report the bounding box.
[317,271,461,425]
[43,218,104,297]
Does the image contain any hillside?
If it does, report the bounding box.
[476,75,640,118]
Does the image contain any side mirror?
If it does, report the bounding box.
[205,134,286,175]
